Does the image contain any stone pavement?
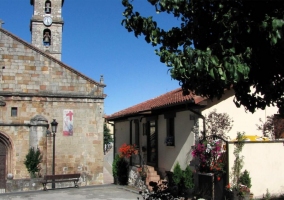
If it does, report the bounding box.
[103,148,114,184]
[0,148,143,199]
[0,185,141,200]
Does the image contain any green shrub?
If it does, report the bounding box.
[24,147,42,178]
[112,154,120,178]
[112,154,129,185]
[239,170,252,188]
[183,166,194,190]
[173,162,183,185]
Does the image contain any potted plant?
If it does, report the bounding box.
[112,154,129,185]
[24,147,42,178]
[182,165,195,197]
[191,138,226,176]
[239,170,253,199]
[118,143,138,158]
[165,136,174,146]
[113,143,138,185]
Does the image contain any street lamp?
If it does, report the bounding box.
[49,119,58,189]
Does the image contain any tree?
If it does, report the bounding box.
[256,115,275,139]
[122,0,284,114]
[205,109,233,139]
[104,123,113,145]
[24,147,42,178]
[256,114,284,139]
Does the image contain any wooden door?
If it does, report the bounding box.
[0,143,6,192]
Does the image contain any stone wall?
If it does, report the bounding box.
[6,178,43,193]
[0,26,106,189]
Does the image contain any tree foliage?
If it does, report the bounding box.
[24,147,42,178]
[122,0,284,114]
[104,123,113,145]
[257,114,284,139]
[205,109,233,139]
[256,115,275,139]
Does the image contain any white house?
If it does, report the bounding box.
[106,88,280,197]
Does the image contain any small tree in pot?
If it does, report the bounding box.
[24,147,42,178]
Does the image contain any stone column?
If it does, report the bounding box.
[29,115,49,176]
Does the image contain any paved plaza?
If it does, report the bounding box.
[0,185,141,200]
[0,148,143,200]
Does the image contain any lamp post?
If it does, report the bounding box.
[50,119,58,189]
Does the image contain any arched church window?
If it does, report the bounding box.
[45,0,51,14]
[43,29,51,46]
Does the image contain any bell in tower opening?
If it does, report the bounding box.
[43,30,51,46]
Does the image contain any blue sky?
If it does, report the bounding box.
[1,0,180,115]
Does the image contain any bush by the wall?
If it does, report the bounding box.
[112,155,129,185]
[24,147,42,178]
[183,165,194,190]
[239,170,252,188]
[173,162,183,185]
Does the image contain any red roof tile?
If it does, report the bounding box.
[106,88,205,120]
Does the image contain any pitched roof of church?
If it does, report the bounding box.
[106,88,206,120]
[0,27,104,87]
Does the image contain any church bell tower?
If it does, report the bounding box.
[30,0,64,60]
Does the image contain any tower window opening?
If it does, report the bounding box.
[43,29,51,46]
[45,0,51,14]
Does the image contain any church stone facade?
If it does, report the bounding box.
[0,0,106,192]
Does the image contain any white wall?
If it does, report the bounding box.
[158,110,196,172]
[200,90,278,139]
[114,120,129,155]
[228,141,284,198]
[112,110,198,174]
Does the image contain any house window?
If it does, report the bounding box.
[45,0,51,14]
[43,29,51,46]
[11,107,17,117]
[164,113,176,146]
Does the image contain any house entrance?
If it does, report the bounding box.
[0,142,6,192]
[147,120,157,166]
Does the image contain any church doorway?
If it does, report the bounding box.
[0,132,13,193]
[0,142,6,192]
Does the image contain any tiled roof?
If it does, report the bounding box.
[106,88,205,120]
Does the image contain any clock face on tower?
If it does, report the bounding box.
[43,16,52,26]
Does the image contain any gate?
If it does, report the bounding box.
[0,142,6,193]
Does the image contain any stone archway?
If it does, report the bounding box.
[0,133,13,193]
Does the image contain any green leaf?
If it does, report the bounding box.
[272,19,284,31]
[209,68,215,79]
[211,56,219,66]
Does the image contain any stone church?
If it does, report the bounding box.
[0,0,105,192]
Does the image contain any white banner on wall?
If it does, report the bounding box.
[63,109,73,136]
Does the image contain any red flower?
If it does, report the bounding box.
[118,143,138,158]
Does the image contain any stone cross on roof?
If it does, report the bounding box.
[0,19,4,28]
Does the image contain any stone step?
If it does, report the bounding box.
[144,165,161,191]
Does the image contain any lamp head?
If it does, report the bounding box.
[51,119,58,133]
